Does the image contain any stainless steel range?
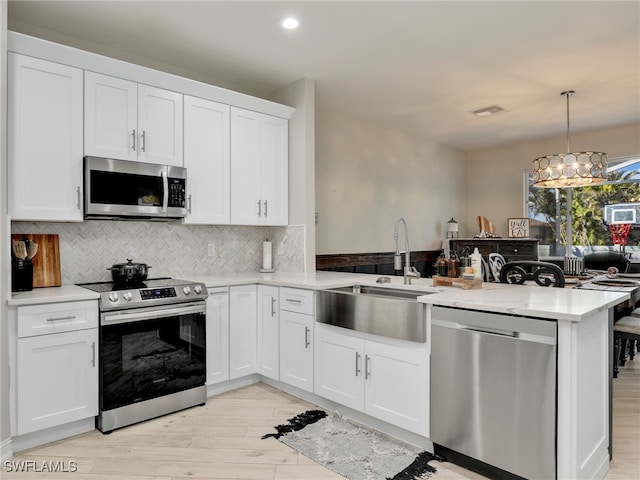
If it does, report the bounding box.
[78,277,208,433]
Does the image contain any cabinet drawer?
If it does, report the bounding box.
[17,300,98,338]
[280,288,314,315]
[498,243,538,260]
[450,241,495,257]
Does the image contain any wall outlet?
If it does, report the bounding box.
[207,243,215,257]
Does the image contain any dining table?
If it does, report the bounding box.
[571,271,640,377]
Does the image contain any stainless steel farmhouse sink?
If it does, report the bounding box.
[316,285,433,342]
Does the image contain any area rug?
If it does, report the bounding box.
[262,410,443,480]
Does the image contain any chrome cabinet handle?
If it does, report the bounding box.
[264,200,268,217]
[76,186,81,210]
[365,354,371,379]
[132,129,136,151]
[91,342,96,367]
[286,298,302,304]
[188,194,192,214]
[46,315,76,322]
[355,352,361,376]
[141,130,146,152]
[257,200,262,217]
[271,297,276,317]
[304,327,310,349]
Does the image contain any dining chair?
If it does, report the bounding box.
[499,260,565,288]
[488,253,506,282]
[583,251,631,273]
[612,315,640,378]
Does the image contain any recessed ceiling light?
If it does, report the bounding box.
[470,105,507,117]
[281,17,300,30]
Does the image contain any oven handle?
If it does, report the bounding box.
[102,303,205,326]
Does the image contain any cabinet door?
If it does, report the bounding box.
[17,328,98,435]
[229,285,257,379]
[206,288,229,385]
[260,114,288,226]
[184,96,230,224]
[84,71,138,161]
[230,107,262,225]
[364,340,429,436]
[314,325,364,411]
[280,310,314,392]
[137,84,183,166]
[8,53,83,222]
[257,285,279,380]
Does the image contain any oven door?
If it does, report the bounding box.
[100,302,205,411]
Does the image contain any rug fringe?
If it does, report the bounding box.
[387,451,445,480]
[261,409,328,439]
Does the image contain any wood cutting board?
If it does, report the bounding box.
[11,234,61,287]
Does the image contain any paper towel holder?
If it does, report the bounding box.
[259,238,275,273]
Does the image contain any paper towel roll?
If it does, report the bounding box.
[262,241,273,271]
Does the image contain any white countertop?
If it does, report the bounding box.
[8,271,629,322]
[8,285,100,306]
[416,281,629,322]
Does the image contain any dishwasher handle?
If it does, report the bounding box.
[460,326,516,337]
[432,317,557,346]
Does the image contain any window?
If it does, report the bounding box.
[526,156,640,255]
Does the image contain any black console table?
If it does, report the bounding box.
[449,238,539,263]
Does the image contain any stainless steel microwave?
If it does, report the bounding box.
[84,156,187,220]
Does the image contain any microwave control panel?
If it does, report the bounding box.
[168,178,186,207]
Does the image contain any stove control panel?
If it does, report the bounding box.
[95,280,208,310]
[140,287,177,300]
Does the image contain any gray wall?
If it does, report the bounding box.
[270,78,316,273]
[315,108,468,254]
[466,123,640,238]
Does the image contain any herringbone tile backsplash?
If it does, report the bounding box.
[11,221,305,285]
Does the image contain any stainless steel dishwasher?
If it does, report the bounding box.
[430,305,557,480]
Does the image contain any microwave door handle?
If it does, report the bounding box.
[162,169,168,213]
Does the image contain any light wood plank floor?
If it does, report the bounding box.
[3,357,638,480]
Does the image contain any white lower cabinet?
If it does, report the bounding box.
[14,301,98,436]
[229,285,257,379]
[206,288,229,385]
[279,287,315,392]
[314,324,429,436]
[279,311,314,392]
[257,285,280,380]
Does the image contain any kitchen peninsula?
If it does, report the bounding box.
[8,271,626,480]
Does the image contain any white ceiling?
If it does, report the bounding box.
[8,0,640,152]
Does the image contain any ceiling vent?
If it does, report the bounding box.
[470,105,506,117]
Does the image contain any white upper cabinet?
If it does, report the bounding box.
[84,71,137,161]
[84,72,183,166]
[8,53,84,222]
[230,107,288,226]
[183,96,231,224]
[137,84,183,166]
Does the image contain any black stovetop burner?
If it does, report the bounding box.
[77,277,175,293]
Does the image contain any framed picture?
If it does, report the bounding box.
[508,218,530,238]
